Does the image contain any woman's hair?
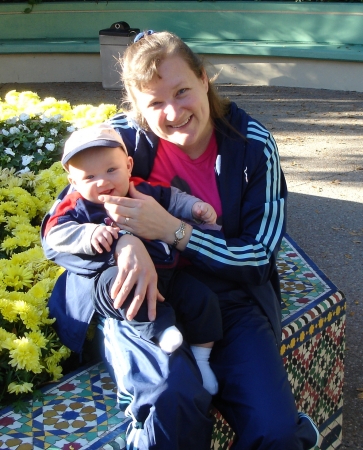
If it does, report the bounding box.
[121,31,231,130]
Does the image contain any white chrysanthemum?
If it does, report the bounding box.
[19,113,30,121]
[19,124,30,132]
[36,137,45,146]
[4,148,15,156]
[22,155,34,166]
[45,143,55,152]
[17,167,30,174]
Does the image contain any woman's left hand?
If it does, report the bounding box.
[99,181,180,244]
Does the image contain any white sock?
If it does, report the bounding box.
[159,326,183,353]
[190,346,218,395]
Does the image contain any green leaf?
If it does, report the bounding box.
[13,399,31,414]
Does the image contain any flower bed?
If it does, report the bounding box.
[0,91,118,405]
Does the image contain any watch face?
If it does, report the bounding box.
[176,229,185,239]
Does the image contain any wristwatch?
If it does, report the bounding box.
[173,221,186,247]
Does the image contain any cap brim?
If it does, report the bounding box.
[62,139,122,166]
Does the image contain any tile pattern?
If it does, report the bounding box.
[0,365,129,450]
[278,236,338,326]
[210,236,346,450]
[0,235,346,450]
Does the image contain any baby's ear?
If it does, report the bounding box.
[67,174,75,186]
[127,156,134,175]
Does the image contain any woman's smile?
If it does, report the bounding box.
[169,115,192,129]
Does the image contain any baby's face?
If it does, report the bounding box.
[67,146,133,204]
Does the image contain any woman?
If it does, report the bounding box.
[43,31,319,449]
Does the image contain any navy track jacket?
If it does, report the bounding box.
[41,102,287,352]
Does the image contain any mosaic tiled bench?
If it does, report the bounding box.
[0,234,346,450]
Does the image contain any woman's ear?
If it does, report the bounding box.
[201,68,209,93]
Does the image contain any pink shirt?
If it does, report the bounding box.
[147,132,222,222]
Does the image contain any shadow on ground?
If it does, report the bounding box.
[287,192,363,449]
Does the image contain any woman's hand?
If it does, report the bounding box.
[112,233,164,321]
[100,181,182,245]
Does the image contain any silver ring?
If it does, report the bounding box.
[124,217,130,225]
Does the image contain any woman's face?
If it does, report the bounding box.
[132,55,213,158]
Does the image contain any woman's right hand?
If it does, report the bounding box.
[112,234,164,321]
[100,182,184,245]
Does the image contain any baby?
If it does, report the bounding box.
[44,123,222,394]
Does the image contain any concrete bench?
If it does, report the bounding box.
[1,37,363,62]
[1,1,363,57]
[0,234,346,450]
[0,1,363,90]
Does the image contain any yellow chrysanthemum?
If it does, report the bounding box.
[4,90,21,105]
[40,307,56,326]
[47,364,63,381]
[13,300,42,330]
[0,260,7,279]
[44,349,69,379]
[0,327,16,350]
[44,352,61,368]
[0,298,18,322]
[25,331,48,349]
[0,199,17,216]
[2,225,40,254]
[37,266,64,284]
[1,174,23,189]
[2,265,33,290]
[58,345,72,359]
[2,290,26,302]
[7,187,40,218]
[8,381,34,395]
[9,337,43,373]
[17,171,37,189]
[10,247,44,267]
[1,237,20,254]
[4,215,24,230]
[26,280,51,304]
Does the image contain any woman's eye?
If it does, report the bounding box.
[150,101,161,107]
[85,175,94,180]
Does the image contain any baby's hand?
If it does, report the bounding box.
[91,225,120,253]
[192,201,217,225]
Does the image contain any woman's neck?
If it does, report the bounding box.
[175,126,214,160]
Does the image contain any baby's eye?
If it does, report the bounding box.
[85,175,94,180]
[150,101,161,108]
[107,168,116,173]
[177,88,187,95]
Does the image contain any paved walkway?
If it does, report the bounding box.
[1,82,362,448]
